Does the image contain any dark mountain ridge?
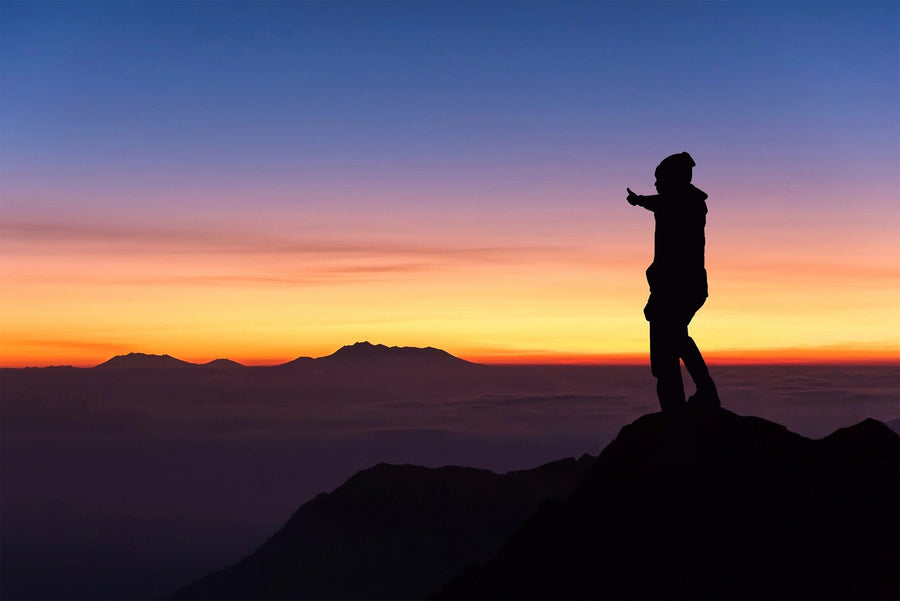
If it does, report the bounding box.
[171,455,595,600]
[172,408,898,600]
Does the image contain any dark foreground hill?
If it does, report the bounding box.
[437,408,899,600]
[172,408,898,600]
[171,454,595,600]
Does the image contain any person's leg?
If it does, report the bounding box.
[678,303,720,407]
[680,334,715,391]
[650,318,686,413]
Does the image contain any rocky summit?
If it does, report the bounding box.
[437,407,899,600]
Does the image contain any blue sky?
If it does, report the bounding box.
[1,1,898,365]
[3,1,896,200]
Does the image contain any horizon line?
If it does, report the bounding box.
[2,349,897,369]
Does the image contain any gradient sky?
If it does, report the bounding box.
[1,1,898,366]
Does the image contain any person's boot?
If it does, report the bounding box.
[687,383,720,409]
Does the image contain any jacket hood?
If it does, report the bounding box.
[687,184,708,202]
[684,184,709,215]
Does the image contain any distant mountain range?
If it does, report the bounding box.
[94,342,472,369]
[172,408,899,600]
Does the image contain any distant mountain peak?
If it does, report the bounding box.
[201,358,244,368]
[95,352,194,369]
[345,341,381,350]
[320,341,471,366]
[333,341,400,354]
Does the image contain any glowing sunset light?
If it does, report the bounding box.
[1,1,897,368]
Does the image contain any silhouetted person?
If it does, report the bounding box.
[627,152,720,413]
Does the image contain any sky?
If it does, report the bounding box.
[1,0,898,367]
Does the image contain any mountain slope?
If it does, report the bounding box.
[171,454,595,600]
[436,408,900,600]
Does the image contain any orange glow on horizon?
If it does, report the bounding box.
[1,190,898,370]
[1,343,897,369]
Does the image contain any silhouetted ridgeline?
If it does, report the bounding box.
[172,408,898,600]
[93,342,473,370]
[170,455,595,600]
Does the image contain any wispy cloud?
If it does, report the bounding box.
[134,263,447,286]
[717,259,900,283]
[0,221,572,262]
[0,220,582,289]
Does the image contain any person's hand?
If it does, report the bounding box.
[626,188,640,205]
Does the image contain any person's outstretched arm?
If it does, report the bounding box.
[626,188,662,211]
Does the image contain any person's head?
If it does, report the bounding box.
[654,152,695,193]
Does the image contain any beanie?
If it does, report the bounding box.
[655,152,695,184]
